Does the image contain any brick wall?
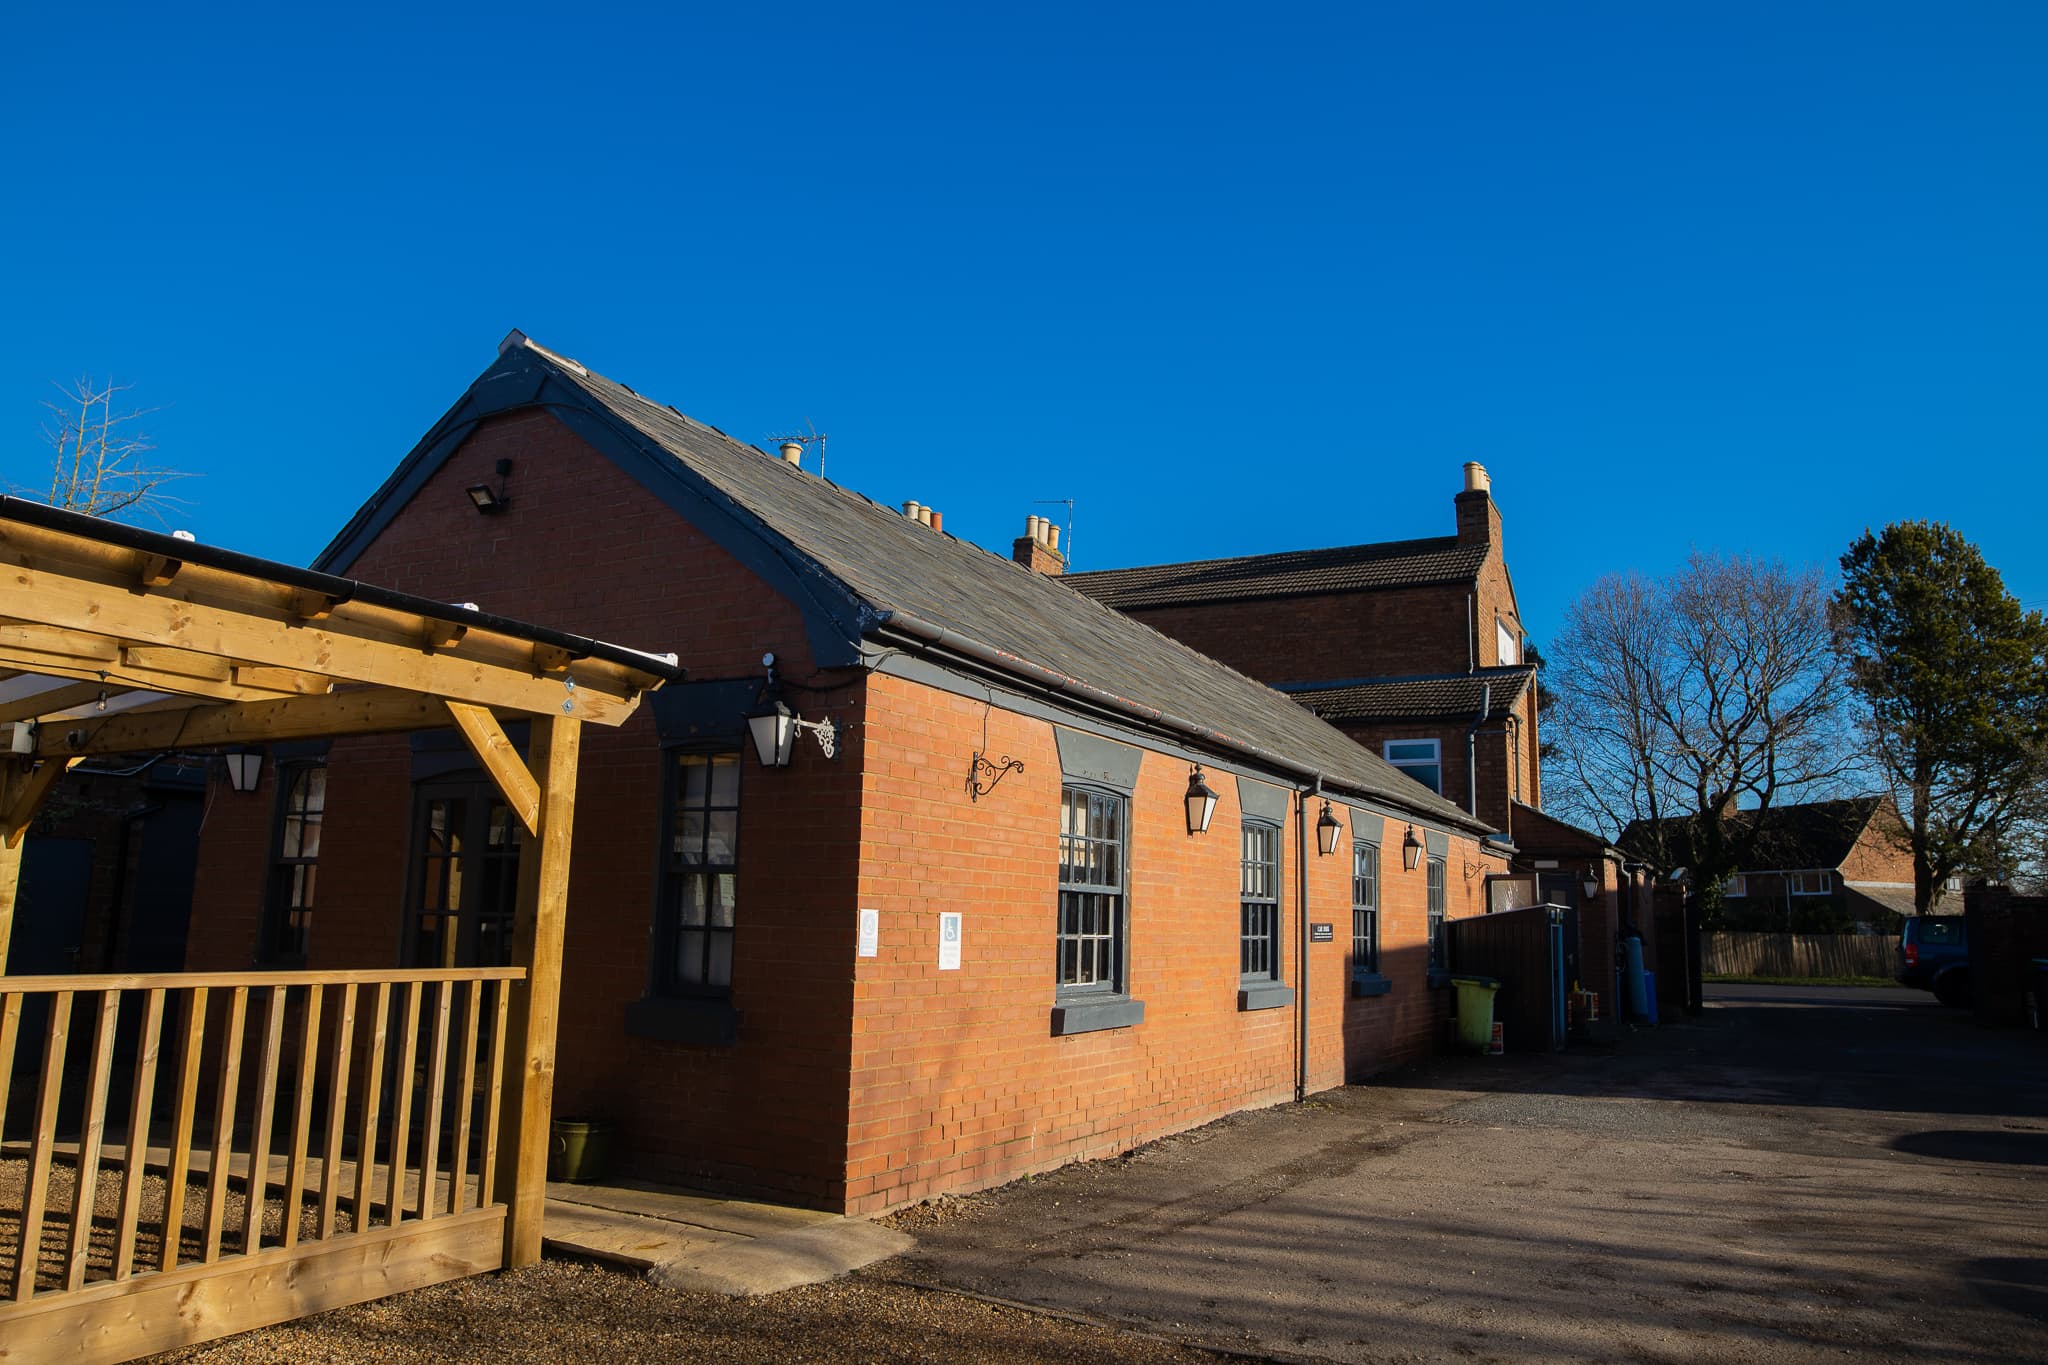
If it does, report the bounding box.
[1837,806,1915,887]
[184,407,1507,1215]
[841,672,1498,1214]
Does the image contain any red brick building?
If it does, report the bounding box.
[1060,465,1540,835]
[184,334,1508,1214]
[1622,796,1927,931]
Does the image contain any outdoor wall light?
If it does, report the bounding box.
[746,661,839,769]
[466,458,514,514]
[1316,800,1342,856]
[222,748,264,793]
[1582,873,1601,900]
[1184,764,1218,835]
[1401,824,1423,871]
[745,696,838,767]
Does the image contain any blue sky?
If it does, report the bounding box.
[5,3,2043,648]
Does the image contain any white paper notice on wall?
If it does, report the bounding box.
[937,912,963,970]
[858,908,879,958]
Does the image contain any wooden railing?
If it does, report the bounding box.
[0,967,522,1358]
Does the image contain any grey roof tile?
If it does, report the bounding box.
[542,349,1489,831]
[1064,537,1488,609]
[1285,667,1534,723]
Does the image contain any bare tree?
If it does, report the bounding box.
[1545,552,1858,901]
[35,377,188,520]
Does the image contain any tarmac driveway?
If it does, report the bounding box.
[882,984,2048,1363]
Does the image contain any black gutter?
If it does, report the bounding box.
[0,497,687,685]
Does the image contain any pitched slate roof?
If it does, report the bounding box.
[1619,797,1889,872]
[1063,537,1488,610]
[321,336,1492,834]
[1283,667,1534,724]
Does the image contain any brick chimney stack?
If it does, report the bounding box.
[1454,462,1501,548]
[1013,514,1065,576]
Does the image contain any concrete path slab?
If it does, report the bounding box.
[542,1179,914,1295]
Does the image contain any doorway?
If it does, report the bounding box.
[406,777,523,970]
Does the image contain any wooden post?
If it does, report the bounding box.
[493,714,581,1268]
[0,756,78,970]
[0,835,21,973]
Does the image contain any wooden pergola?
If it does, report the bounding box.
[0,498,678,1363]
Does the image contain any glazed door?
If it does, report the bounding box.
[406,779,523,969]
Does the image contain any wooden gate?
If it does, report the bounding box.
[0,967,521,1364]
[1448,904,1567,1051]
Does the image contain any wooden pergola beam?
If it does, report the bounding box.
[0,682,112,726]
[0,756,78,964]
[446,702,540,835]
[0,529,649,723]
[39,688,457,757]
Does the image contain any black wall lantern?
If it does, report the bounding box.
[222,748,264,793]
[1316,799,1342,856]
[1184,764,1218,835]
[1401,824,1423,871]
[746,654,838,768]
[747,695,798,768]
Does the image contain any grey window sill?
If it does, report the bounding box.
[1351,973,1393,998]
[1238,980,1295,1012]
[1051,996,1146,1036]
[624,995,741,1046]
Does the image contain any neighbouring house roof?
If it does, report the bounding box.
[1618,796,1891,874]
[1061,537,1490,609]
[1280,666,1534,724]
[319,334,1492,834]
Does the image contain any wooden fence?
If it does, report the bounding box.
[1703,932,1897,980]
[0,966,522,1365]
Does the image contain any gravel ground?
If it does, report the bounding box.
[142,1261,1230,1364]
[0,1156,348,1291]
[32,984,2048,1363]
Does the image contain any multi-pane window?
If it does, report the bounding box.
[1241,821,1281,980]
[1426,856,1448,970]
[409,789,521,969]
[1352,842,1380,976]
[1384,739,1443,795]
[1788,871,1832,896]
[661,751,741,995]
[1057,786,1127,994]
[263,762,325,962]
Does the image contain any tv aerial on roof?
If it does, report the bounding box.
[765,418,830,480]
[1034,498,1074,568]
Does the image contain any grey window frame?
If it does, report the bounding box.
[260,758,325,966]
[1351,839,1393,997]
[1240,819,1283,982]
[1057,783,1130,999]
[1427,855,1448,972]
[1050,776,1145,1036]
[655,747,743,1000]
[1237,816,1294,1011]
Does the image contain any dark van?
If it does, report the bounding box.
[1899,916,1970,1007]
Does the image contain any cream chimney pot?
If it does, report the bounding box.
[779,440,804,465]
[1463,462,1490,494]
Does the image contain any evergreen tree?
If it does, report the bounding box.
[1836,522,2048,912]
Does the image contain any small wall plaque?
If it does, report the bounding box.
[1309,922,1335,943]
[858,908,879,958]
[938,912,963,970]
